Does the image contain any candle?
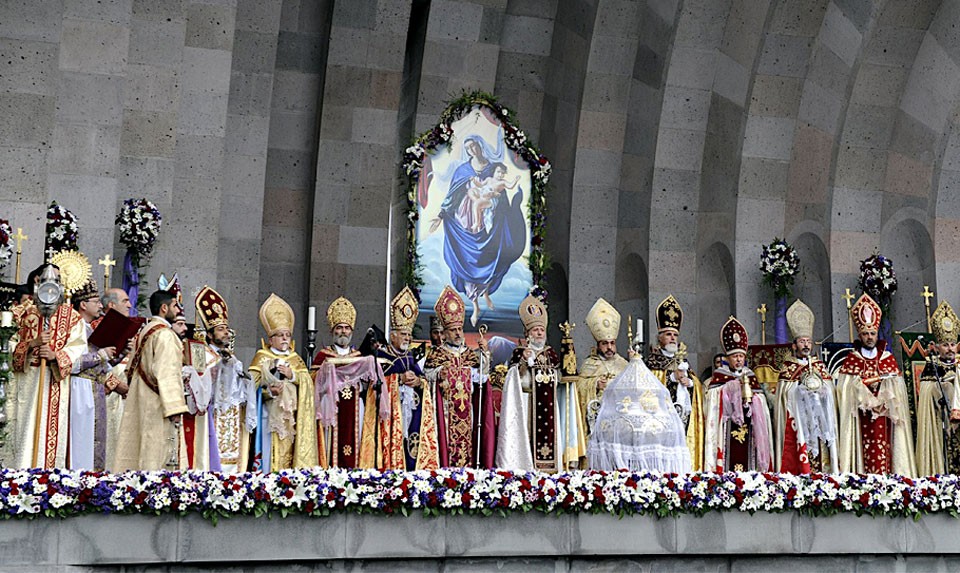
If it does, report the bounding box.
[307,306,316,331]
[1,311,12,328]
[637,318,643,343]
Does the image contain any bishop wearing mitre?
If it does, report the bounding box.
[774,300,839,473]
[314,296,387,468]
[915,300,960,476]
[497,294,563,471]
[576,298,628,447]
[645,295,705,471]
[703,316,774,472]
[372,286,439,470]
[249,294,316,471]
[835,294,915,475]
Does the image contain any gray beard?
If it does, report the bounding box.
[528,339,545,352]
[334,335,352,347]
[662,343,678,354]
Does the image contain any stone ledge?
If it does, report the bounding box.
[4,512,960,565]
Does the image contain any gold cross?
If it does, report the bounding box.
[665,307,679,321]
[842,288,855,308]
[99,254,116,290]
[13,227,27,252]
[558,321,575,338]
[756,304,767,320]
[923,285,935,332]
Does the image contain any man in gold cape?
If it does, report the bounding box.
[645,295,704,471]
[249,293,317,471]
[576,298,628,457]
[916,300,960,476]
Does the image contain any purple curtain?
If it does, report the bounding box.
[774,295,789,344]
[122,250,138,317]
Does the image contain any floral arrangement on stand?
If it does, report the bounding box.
[44,202,79,260]
[401,90,552,301]
[115,198,163,316]
[759,238,801,344]
[0,219,13,273]
[0,324,15,453]
[3,468,960,522]
[858,253,898,341]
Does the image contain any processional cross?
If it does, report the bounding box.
[922,285,934,332]
[99,254,116,291]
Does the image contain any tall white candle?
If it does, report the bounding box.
[637,318,643,343]
[1,311,12,328]
[307,306,316,331]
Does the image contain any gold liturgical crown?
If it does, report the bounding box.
[259,293,294,336]
[932,300,959,345]
[519,293,548,332]
[390,286,419,333]
[786,299,815,340]
[326,296,356,331]
[585,297,620,342]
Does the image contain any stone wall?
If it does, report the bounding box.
[4,511,960,571]
[3,0,960,370]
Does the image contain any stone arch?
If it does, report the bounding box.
[615,251,648,351]
[880,213,936,332]
[789,230,834,341]
[696,241,735,366]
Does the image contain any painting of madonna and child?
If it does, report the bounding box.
[416,107,535,359]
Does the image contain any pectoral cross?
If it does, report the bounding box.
[842,289,855,342]
[99,254,116,291]
[13,227,27,283]
[757,304,767,345]
[922,285,935,332]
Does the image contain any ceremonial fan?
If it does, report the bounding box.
[48,250,93,300]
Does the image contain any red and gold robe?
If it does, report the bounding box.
[775,356,838,473]
[11,304,86,468]
[835,345,916,475]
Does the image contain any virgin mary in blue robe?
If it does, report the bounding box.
[434,134,527,323]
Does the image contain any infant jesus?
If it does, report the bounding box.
[467,163,520,233]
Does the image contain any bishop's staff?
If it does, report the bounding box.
[13,227,27,283]
[842,288,855,342]
[475,323,488,468]
[757,304,767,345]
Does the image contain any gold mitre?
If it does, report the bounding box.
[851,294,882,334]
[585,297,620,342]
[259,293,295,336]
[327,296,356,331]
[932,300,959,345]
[390,286,419,334]
[519,293,548,332]
[786,299,815,340]
[656,295,682,333]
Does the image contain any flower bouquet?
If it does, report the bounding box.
[44,201,79,260]
[0,219,13,271]
[759,238,800,343]
[115,198,163,316]
[858,253,897,341]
